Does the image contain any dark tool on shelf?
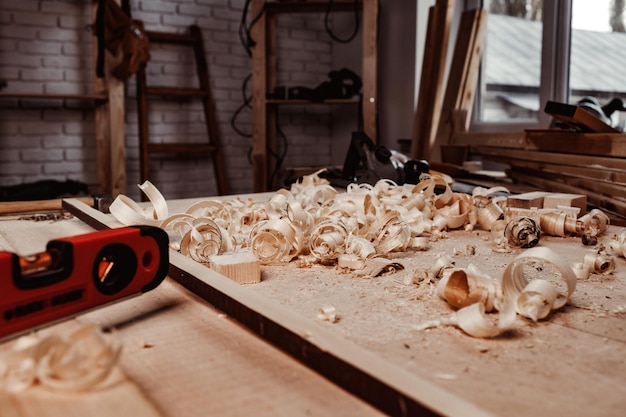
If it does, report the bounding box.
[1,226,169,341]
[336,131,429,187]
[268,67,362,102]
[545,97,624,133]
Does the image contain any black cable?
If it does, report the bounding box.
[324,0,360,43]
[239,0,265,57]
[269,108,289,189]
[230,73,253,138]
[232,1,265,143]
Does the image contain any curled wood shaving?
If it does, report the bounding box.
[583,250,616,275]
[502,247,577,320]
[539,211,579,237]
[0,325,120,392]
[608,230,626,258]
[572,262,591,280]
[309,220,348,261]
[179,217,228,262]
[490,219,511,253]
[476,201,504,231]
[437,265,501,312]
[416,301,517,339]
[429,254,455,278]
[337,254,365,270]
[504,216,541,248]
[516,279,558,321]
[423,247,579,337]
[357,257,405,278]
[250,219,299,263]
[579,209,610,236]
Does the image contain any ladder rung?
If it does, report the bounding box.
[145,30,197,45]
[145,87,208,98]
[147,143,218,154]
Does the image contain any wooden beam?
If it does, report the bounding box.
[431,8,486,162]
[92,0,126,197]
[362,0,379,143]
[251,0,268,192]
[411,0,454,160]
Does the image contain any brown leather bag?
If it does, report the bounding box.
[95,0,150,81]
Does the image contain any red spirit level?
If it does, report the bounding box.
[0,226,169,341]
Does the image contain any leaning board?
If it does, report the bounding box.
[60,197,626,417]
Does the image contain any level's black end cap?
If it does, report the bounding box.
[134,225,169,293]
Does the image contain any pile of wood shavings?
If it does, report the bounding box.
[0,325,120,392]
[108,171,621,338]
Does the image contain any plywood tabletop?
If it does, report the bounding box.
[2,199,626,417]
[0,216,384,417]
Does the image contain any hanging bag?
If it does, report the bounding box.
[94,0,150,80]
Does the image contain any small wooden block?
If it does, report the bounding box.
[507,191,551,209]
[209,250,261,284]
[543,193,587,216]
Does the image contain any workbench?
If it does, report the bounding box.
[1,193,625,417]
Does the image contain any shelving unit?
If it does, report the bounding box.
[250,0,378,192]
[0,0,126,196]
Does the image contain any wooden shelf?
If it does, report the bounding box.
[0,91,108,103]
[264,0,363,13]
[251,0,378,192]
[266,98,360,105]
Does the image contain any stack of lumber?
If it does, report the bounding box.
[452,130,626,220]
[411,2,486,163]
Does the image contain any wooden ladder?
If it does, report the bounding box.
[136,25,228,195]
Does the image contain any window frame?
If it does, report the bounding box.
[468,0,573,132]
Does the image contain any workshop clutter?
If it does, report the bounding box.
[108,171,619,338]
[267,68,362,102]
[93,0,150,80]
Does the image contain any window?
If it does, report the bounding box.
[471,0,626,131]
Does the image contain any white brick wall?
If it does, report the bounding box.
[0,0,359,200]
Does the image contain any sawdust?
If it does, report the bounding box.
[253,228,626,417]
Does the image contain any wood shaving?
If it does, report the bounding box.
[106,173,617,341]
[0,325,120,392]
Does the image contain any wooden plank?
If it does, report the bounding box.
[507,191,550,209]
[251,0,268,192]
[209,250,261,284]
[453,131,626,158]
[471,145,626,174]
[61,198,493,417]
[509,170,626,218]
[543,193,587,213]
[411,0,454,160]
[451,131,528,148]
[0,220,387,417]
[431,8,486,162]
[60,197,626,417]
[0,196,95,215]
[474,150,626,185]
[508,166,626,205]
[362,0,379,143]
